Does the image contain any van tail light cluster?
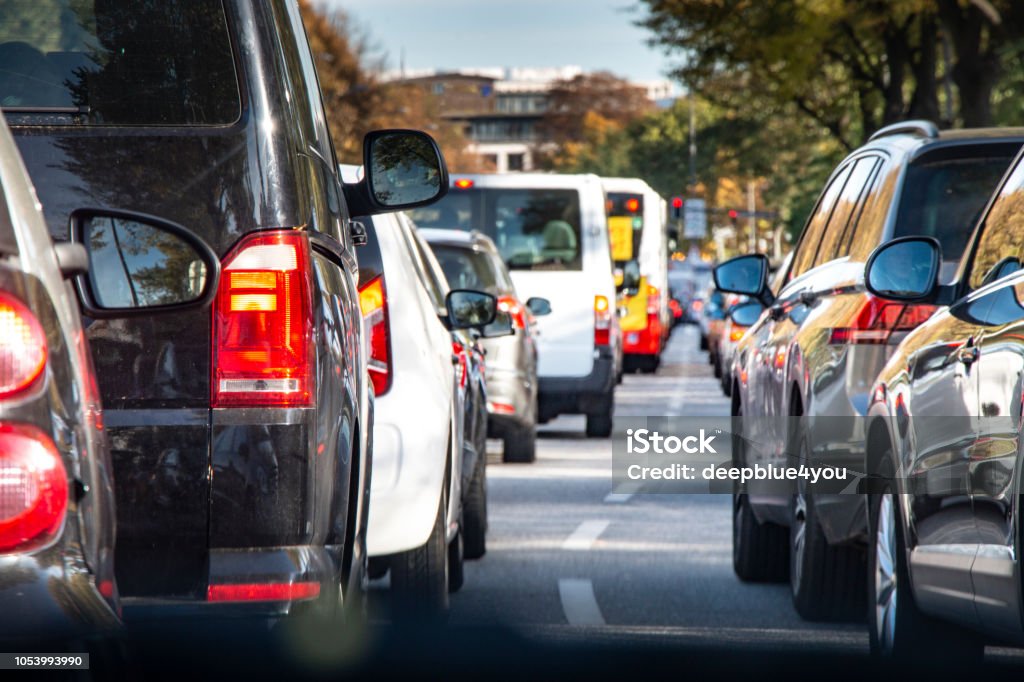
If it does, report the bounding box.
[0,293,47,399]
[829,295,938,345]
[359,275,392,396]
[594,295,612,346]
[207,581,320,603]
[646,285,660,317]
[213,231,315,407]
[452,340,468,389]
[0,424,68,553]
[497,296,527,330]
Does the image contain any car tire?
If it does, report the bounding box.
[868,474,984,661]
[713,354,722,378]
[733,493,788,582]
[448,524,465,593]
[390,491,449,618]
[790,489,865,621]
[585,393,614,438]
[503,424,536,463]
[699,333,708,350]
[462,453,487,559]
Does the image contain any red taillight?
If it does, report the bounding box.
[0,424,68,553]
[488,400,515,415]
[646,285,660,316]
[625,198,640,213]
[829,295,938,345]
[594,295,612,346]
[452,340,468,389]
[730,327,747,342]
[0,294,47,399]
[359,275,392,396]
[498,295,527,329]
[454,179,474,189]
[207,581,320,603]
[212,231,315,407]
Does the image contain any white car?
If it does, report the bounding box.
[345,167,498,614]
[410,173,620,437]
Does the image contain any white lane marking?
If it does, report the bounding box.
[603,492,634,503]
[562,519,610,550]
[558,578,606,626]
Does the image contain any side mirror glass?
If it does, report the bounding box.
[621,261,641,294]
[865,237,940,301]
[728,301,764,327]
[73,210,220,317]
[981,256,1022,287]
[446,289,497,329]
[714,254,769,298]
[526,297,552,316]
[482,310,515,338]
[365,130,448,209]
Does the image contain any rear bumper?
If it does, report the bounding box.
[538,346,614,418]
[623,317,663,356]
[485,366,533,434]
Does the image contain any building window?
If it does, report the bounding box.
[508,154,525,172]
[432,83,445,95]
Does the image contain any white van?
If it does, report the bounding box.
[409,173,619,437]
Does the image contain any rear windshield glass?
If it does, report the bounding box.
[606,192,643,266]
[431,245,499,292]
[894,154,1014,264]
[409,187,583,271]
[0,0,240,126]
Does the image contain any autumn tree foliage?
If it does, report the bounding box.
[297,0,484,171]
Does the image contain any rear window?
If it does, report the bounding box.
[606,192,643,266]
[893,153,1015,265]
[0,0,240,126]
[431,245,500,293]
[409,186,583,271]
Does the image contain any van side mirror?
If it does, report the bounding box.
[618,261,641,294]
[728,301,764,327]
[344,129,450,215]
[71,209,220,318]
[714,254,771,305]
[865,237,940,301]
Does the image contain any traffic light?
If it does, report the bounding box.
[728,209,739,227]
[670,196,683,220]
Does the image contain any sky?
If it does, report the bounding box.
[321,0,675,84]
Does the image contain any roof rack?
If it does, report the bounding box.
[868,119,939,142]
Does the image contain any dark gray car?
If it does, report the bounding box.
[420,229,549,463]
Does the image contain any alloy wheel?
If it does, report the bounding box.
[874,494,898,654]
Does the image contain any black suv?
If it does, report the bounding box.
[716,121,1024,621]
[4,0,447,619]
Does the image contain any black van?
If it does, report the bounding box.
[3,0,447,619]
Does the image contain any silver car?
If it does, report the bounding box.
[421,229,550,463]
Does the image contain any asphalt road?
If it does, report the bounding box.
[448,324,867,654]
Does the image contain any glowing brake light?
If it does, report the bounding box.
[359,275,392,396]
[454,179,474,189]
[646,285,660,316]
[212,231,314,407]
[625,198,640,213]
[729,328,746,342]
[207,581,320,603]
[0,294,47,399]
[0,424,68,553]
[498,296,527,329]
[594,295,612,346]
[829,295,937,345]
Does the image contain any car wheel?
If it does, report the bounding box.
[503,424,536,463]
[699,333,708,350]
[585,393,614,438]
[868,477,984,661]
[390,490,449,618]
[732,493,789,582]
[789,486,865,621]
[713,354,722,378]
[462,452,487,559]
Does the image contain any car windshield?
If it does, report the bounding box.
[430,244,500,292]
[409,186,583,271]
[0,0,240,125]
[893,153,1015,270]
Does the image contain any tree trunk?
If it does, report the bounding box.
[937,0,1001,127]
[908,13,940,122]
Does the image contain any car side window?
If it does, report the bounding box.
[789,163,853,280]
[813,156,880,266]
[847,159,900,261]
[396,216,447,309]
[968,160,1024,290]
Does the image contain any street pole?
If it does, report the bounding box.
[689,95,697,191]
[747,181,756,253]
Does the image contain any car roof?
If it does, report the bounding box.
[862,124,1024,161]
[446,172,601,191]
[418,227,496,251]
[600,177,658,196]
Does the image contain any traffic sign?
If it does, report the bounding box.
[683,198,707,238]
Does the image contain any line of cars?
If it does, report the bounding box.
[712,119,1024,659]
[0,0,680,648]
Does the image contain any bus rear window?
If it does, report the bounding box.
[0,0,240,126]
